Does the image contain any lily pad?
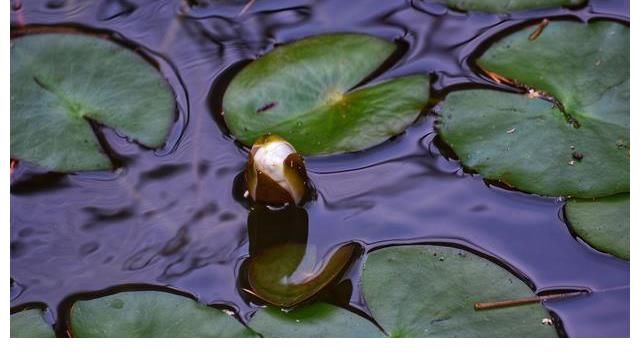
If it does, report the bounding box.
[10,309,55,338]
[249,303,384,337]
[361,245,558,337]
[11,33,175,172]
[565,193,629,260]
[432,0,585,12]
[438,21,629,198]
[223,33,429,155]
[70,290,256,337]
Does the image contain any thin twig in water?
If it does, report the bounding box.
[239,0,256,16]
[474,291,586,311]
[480,66,514,86]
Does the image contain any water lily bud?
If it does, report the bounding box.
[245,134,308,206]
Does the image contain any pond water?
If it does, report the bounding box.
[10,0,630,337]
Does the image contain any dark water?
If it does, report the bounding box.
[10,0,630,337]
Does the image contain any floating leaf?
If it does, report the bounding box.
[432,0,585,12]
[361,246,558,337]
[223,33,429,155]
[10,309,55,338]
[438,21,629,198]
[565,194,629,260]
[11,33,175,172]
[249,303,384,337]
[70,291,256,337]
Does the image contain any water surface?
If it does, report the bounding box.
[10,0,630,337]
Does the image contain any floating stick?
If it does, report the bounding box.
[474,291,586,311]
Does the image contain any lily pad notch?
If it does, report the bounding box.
[11,32,177,172]
[437,20,629,259]
[222,33,430,155]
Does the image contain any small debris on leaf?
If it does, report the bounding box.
[572,151,584,161]
[541,318,553,326]
[506,128,516,134]
[528,19,549,41]
[256,101,278,113]
[526,89,544,98]
[482,68,513,85]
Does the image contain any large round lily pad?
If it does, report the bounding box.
[565,194,629,260]
[432,0,585,12]
[249,303,384,337]
[11,33,175,172]
[361,245,558,337]
[223,33,429,155]
[438,21,629,198]
[70,291,256,337]
[10,309,55,338]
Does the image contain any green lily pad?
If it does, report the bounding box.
[565,193,629,260]
[70,291,256,337]
[10,309,55,338]
[432,0,585,12]
[223,33,429,155]
[438,21,629,198]
[249,303,385,337]
[11,33,175,172]
[361,246,558,337]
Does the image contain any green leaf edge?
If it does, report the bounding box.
[565,193,630,260]
[10,308,56,338]
[69,290,257,338]
[248,302,386,338]
[433,0,587,12]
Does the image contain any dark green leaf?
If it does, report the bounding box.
[432,0,585,12]
[70,291,256,337]
[361,246,558,337]
[438,21,629,198]
[249,303,384,337]
[223,33,429,155]
[11,33,175,172]
[11,309,55,338]
[566,193,629,260]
